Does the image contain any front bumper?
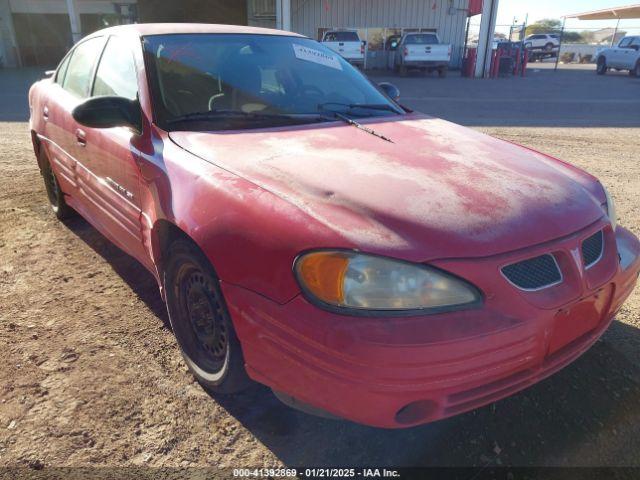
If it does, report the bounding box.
[223,223,640,428]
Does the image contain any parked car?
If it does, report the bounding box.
[524,33,560,51]
[392,32,451,76]
[29,24,640,429]
[321,29,364,66]
[595,36,640,76]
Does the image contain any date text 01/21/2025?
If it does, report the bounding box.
[232,468,401,478]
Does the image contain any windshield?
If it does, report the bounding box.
[143,34,403,130]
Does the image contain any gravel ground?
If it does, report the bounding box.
[1,122,639,472]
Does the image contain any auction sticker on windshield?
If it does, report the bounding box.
[293,43,343,70]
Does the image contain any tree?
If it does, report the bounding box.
[562,31,583,42]
[526,19,562,36]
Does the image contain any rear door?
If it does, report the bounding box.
[82,35,147,262]
[43,37,107,201]
[622,37,640,69]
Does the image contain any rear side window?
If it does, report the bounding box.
[63,37,106,98]
[404,34,438,45]
[324,31,359,42]
[93,36,138,100]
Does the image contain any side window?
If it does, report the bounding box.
[629,37,640,47]
[55,53,72,85]
[93,36,139,101]
[619,37,632,48]
[63,37,106,98]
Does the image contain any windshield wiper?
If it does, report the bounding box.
[167,109,329,125]
[318,102,400,115]
[330,111,394,143]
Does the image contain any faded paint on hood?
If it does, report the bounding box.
[169,115,604,260]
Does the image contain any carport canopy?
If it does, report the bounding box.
[567,3,640,20]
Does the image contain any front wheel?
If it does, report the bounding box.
[629,61,640,77]
[596,57,607,75]
[164,239,251,394]
[40,150,75,220]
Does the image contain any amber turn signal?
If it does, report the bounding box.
[294,251,351,305]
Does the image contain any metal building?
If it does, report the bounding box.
[0,0,486,69]
[249,0,481,68]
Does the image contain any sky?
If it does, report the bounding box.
[495,0,640,35]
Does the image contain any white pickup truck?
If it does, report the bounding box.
[595,36,640,76]
[321,30,365,67]
[392,33,451,77]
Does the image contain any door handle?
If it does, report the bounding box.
[43,106,49,121]
[75,128,87,147]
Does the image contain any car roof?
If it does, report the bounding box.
[85,23,305,39]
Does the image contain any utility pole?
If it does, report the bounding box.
[65,0,82,43]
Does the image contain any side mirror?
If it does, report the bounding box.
[72,96,141,132]
[378,82,400,101]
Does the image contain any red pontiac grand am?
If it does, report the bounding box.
[29,24,640,428]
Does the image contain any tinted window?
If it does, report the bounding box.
[63,37,106,97]
[629,37,640,47]
[404,34,438,45]
[324,31,359,42]
[143,34,402,130]
[55,53,72,85]
[93,36,138,100]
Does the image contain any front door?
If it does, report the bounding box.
[81,35,147,264]
[610,37,631,68]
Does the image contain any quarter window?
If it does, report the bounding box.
[93,36,139,100]
[63,37,106,98]
[55,53,72,85]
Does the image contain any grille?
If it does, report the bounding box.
[582,230,604,268]
[502,254,562,290]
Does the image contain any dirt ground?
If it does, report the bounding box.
[1,122,639,472]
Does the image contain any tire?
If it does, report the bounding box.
[40,150,75,220]
[544,42,554,51]
[438,66,448,78]
[596,57,607,75]
[629,61,640,77]
[163,239,251,394]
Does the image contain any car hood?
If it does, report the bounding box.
[169,114,604,260]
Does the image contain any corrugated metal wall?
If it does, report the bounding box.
[247,0,276,28]
[290,0,470,67]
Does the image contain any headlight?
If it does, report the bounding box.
[294,250,482,314]
[602,184,617,230]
